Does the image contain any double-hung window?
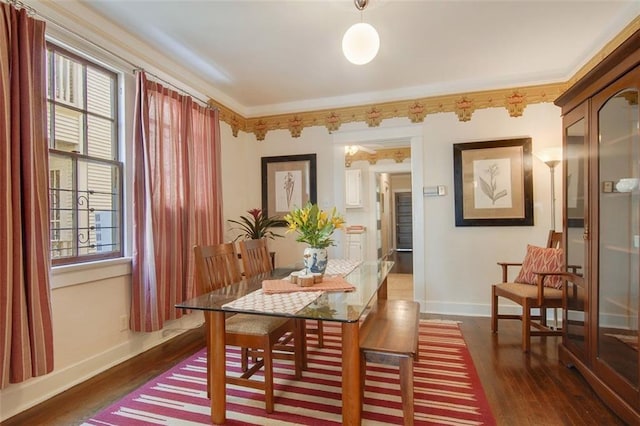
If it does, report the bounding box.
[46,44,123,265]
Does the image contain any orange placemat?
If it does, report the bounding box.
[262,275,355,294]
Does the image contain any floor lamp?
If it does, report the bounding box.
[536,147,562,328]
[536,147,563,231]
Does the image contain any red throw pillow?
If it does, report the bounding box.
[514,244,564,289]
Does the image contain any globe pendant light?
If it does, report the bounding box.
[342,0,379,65]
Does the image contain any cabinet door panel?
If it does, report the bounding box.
[345,169,362,208]
[593,72,639,395]
[564,105,588,358]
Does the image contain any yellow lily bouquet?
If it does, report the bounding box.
[284,202,345,249]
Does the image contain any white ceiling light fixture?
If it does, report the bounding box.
[345,145,360,156]
[342,0,379,65]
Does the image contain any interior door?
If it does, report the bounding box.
[395,192,413,251]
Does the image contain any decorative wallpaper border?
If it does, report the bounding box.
[209,83,567,141]
[345,147,412,167]
[208,15,640,142]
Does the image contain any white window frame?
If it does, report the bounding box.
[46,43,124,266]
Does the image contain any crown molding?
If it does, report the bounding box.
[567,14,640,89]
[210,16,640,142]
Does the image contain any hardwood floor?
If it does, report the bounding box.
[387,272,414,301]
[453,316,624,426]
[387,250,413,274]
[2,327,207,426]
[3,314,624,426]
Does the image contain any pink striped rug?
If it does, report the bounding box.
[84,320,495,425]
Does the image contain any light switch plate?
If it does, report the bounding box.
[424,185,447,197]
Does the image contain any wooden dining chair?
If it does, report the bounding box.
[491,230,565,352]
[194,243,302,413]
[239,238,325,348]
[238,238,273,278]
[194,243,243,293]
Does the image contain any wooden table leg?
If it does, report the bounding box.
[209,311,226,424]
[378,276,388,300]
[342,321,361,425]
[297,319,308,370]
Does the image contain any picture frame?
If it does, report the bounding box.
[453,138,534,226]
[261,154,317,224]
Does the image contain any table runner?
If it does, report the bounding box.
[221,259,361,315]
[222,289,322,315]
[262,275,355,294]
[324,259,361,276]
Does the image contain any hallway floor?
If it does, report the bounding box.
[386,250,414,300]
[387,273,413,300]
[387,250,412,274]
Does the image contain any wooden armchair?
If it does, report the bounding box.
[194,243,302,413]
[491,231,566,353]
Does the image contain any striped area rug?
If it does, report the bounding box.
[84,320,495,425]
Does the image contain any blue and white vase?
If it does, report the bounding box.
[303,247,328,274]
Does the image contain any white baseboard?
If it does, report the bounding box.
[419,299,562,322]
[0,314,203,422]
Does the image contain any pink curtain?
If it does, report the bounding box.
[131,71,223,332]
[0,4,54,388]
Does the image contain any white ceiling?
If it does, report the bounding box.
[64,1,640,116]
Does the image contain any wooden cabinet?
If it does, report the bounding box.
[555,29,640,424]
[345,169,363,208]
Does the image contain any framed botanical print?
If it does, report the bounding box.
[453,138,534,226]
[261,154,317,223]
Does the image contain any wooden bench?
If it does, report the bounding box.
[359,299,421,426]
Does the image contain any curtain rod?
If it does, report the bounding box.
[5,0,214,108]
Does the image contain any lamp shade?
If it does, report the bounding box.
[342,22,379,65]
[535,147,562,165]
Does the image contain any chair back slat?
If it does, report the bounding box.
[546,230,563,249]
[194,243,242,295]
[239,238,273,278]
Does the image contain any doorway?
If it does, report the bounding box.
[332,125,425,305]
[395,192,413,251]
[391,190,413,276]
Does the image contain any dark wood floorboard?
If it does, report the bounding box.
[429,314,626,426]
[388,250,413,274]
[3,316,625,425]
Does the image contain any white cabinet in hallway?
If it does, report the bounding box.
[345,169,363,208]
[345,227,366,261]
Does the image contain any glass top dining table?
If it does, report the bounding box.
[176,259,394,425]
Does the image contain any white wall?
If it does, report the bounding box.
[420,104,562,315]
[225,126,341,267]
[0,260,205,421]
[223,102,563,318]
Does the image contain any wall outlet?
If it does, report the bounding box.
[119,315,129,331]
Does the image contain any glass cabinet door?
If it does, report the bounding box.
[595,78,639,391]
[564,106,588,357]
